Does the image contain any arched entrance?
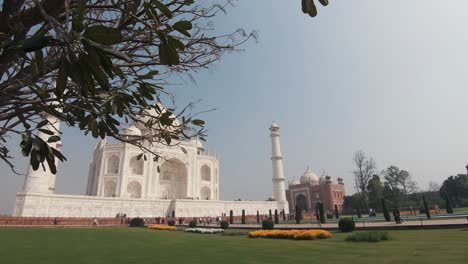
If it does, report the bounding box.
[295,194,308,212]
[159,158,187,199]
[200,186,211,200]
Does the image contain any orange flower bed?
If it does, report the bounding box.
[147,225,177,231]
[248,229,331,240]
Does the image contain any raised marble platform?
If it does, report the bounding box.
[13,192,289,218]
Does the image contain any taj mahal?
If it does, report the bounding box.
[12,111,291,218]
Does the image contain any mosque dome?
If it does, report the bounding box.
[270,122,279,129]
[289,178,300,186]
[122,125,142,137]
[135,104,180,134]
[319,175,327,184]
[300,168,319,184]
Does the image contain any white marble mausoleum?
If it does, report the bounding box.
[13,111,289,218]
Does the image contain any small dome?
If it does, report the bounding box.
[191,138,204,150]
[270,122,279,129]
[122,125,141,137]
[300,168,319,184]
[289,178,300,186]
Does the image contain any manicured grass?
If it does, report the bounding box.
[0,228,467,264]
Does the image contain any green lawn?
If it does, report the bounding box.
[0,228,467,264]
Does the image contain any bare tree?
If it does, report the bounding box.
[398,170,418,197]
[352,150,376,205]
[427,181,441,192]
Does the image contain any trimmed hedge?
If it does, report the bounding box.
[338,217,355,232]
[220,220,229,229]
[262,219,274,230]
[189,219,197,228]
[129,217,145,227]
[167,220,175,226]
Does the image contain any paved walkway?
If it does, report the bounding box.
[222,218,468,230]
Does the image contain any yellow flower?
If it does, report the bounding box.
[248,229,331,240]
[147,225,177,231]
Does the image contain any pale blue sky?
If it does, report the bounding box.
[2,0,468,214]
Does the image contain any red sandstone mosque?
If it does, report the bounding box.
[286,167,345,214]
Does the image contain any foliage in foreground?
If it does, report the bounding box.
[248,229,331,240]
[338,217,355,232]
[345,231,390,242]
[0,0,256,173]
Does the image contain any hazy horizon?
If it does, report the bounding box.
[2,0,468,214]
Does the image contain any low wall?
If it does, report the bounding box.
[0,217,125,226]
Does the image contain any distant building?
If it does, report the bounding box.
[286,168,345,213]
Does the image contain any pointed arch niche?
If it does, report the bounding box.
[201,164,211,182]
[159,158,187,199]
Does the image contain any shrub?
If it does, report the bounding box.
[318,203,326,223]
[338,217,355,232]
[129,217,145,227]
[295,206,301,224]
[382,199,391,222]
[423,196,431,219]
[241,210,246,224]
[168,220,175,226]
[262,219,274,230]
[345,231,390,242]
[334,204,340,219]
[189,219,197,228]
[220,220,229,229]
[445,196,454,214]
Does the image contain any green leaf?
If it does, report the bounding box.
[84,25,122,45]
[55,61,67,98]
[152,0,172,18]
[136,153,144,160]
[167,36,185,50]
[87,40,132,62]
[39,129,54,135]
[173,20,192,37]
[191,119,205,126]
[34,50,44,74]
[159,43,179,65]
[47,136,61,143]
[140,70,159,79]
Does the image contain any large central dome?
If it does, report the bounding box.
[300,167,319,185]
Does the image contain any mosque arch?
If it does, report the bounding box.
[200,186,211,200]
[127,181,142,198]
[104,180,117,197]
[159,158,187,199]
[129,155,144,175]
[106,155,120,175]
[295,194,308,212]
[201,165,211,181]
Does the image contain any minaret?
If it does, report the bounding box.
[22,113,61,194]
[269,122,287,203]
